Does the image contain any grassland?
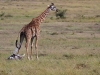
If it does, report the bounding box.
[0,0,100,75]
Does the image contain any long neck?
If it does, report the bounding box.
[35,7,50,23]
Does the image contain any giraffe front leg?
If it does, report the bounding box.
[25,39,31,60]
[30,37,34,60]
[35,36,39,60]
[30,43,33,60]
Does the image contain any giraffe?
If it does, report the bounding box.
[12,3,56,60]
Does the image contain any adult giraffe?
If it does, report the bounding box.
[12,3,56,60]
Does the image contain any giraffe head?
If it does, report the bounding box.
[48,3,56,11]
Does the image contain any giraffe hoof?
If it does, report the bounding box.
[36,56,39,60]
[28,57,31,60]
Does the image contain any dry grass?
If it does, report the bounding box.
[0,0,100,75]
[0,0,100,23]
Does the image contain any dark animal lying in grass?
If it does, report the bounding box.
[8,54,25,60]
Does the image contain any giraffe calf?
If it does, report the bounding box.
[8,3,56,60]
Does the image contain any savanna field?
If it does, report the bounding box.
[0,0,100,75]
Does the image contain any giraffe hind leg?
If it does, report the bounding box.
[25,38,31,60]
[30,37,34,59]
[35,36,39,60]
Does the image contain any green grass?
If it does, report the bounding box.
[0,0,100,24]
[0,22,100,75]
[0,0,100,75]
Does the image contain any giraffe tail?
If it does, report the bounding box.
[15,33,21,50]
[15,31,24,50]
[15,39,21,49]
[13,33,22,54]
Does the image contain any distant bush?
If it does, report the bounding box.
[55,9,67,19]
[0,12,13,20]
[5,14,13,17]
[1,18,4,20]
[0,12,5,17]
[51,32,59,35]
[96,15,100,17]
